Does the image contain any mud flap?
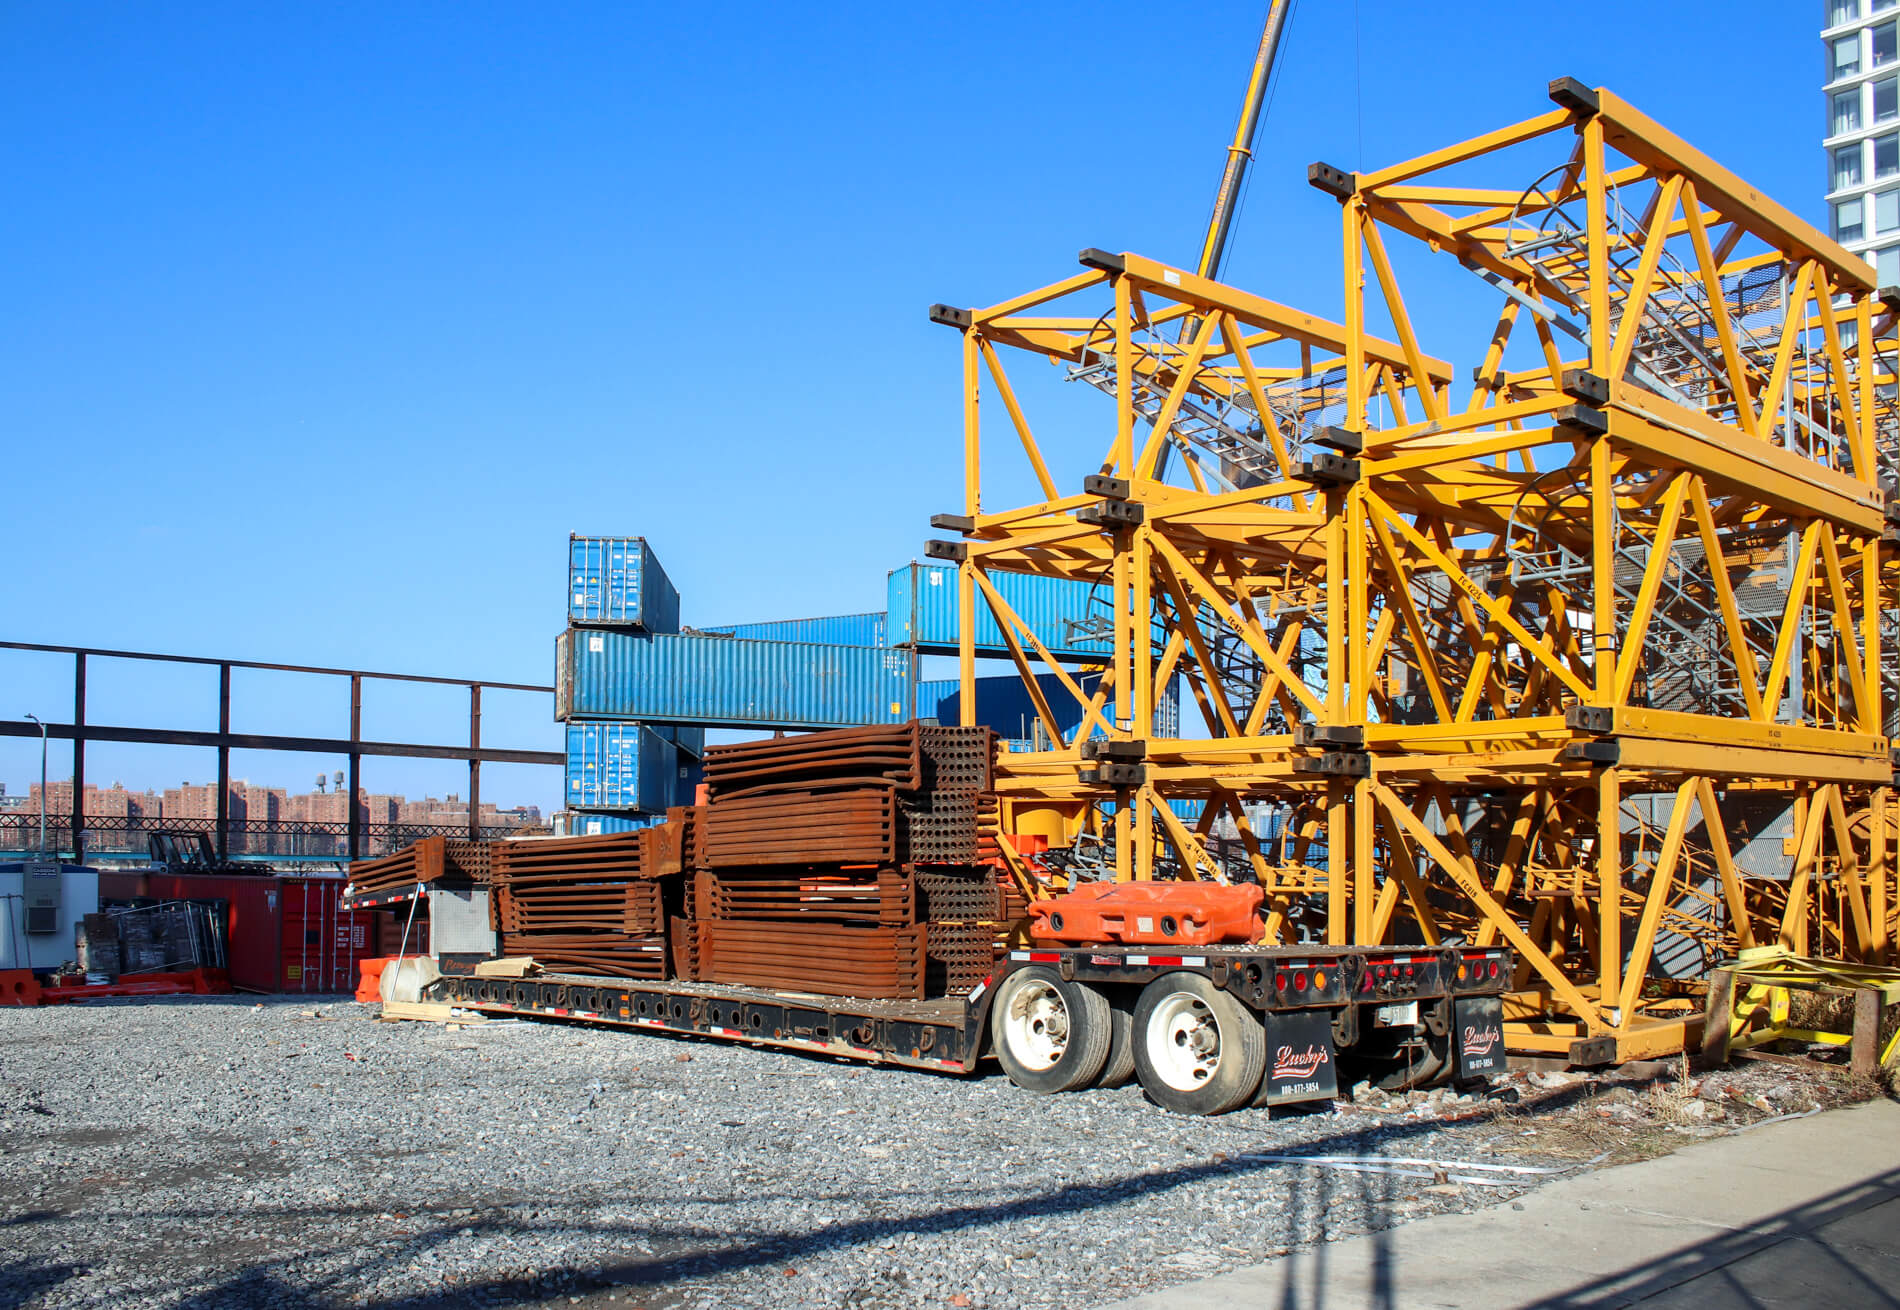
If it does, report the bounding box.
[1259,1009,1339,1105]
[1453,995,1508,1081]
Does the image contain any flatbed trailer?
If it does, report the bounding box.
[429,940,1515,1115]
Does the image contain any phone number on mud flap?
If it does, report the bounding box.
[1277,1080,1324,1096]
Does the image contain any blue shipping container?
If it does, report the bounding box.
[556,629,912,731]
[918,672,1181,739]
[560,810,663,836]
[695,612,887,648]
[565,722,694,812]
[654,723,706,759]
[568,535,681,632]
[888,563,1118,661]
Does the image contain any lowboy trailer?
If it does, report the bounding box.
[429,941,1514,1115]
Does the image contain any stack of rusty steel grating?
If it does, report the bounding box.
[925,922,997,997]
[915,865,1002,923]
[914,864,1004,997]
[490,825,684,980]
[702,723,923,799]
[703,787,901,867]
[495,879,665,934]
[668,916,705,981]
[442,839,493,883]
[348,835,448,897]
[699,921,928,999]
[900,788,979,863]
[697,867,916,926]
[496,932,669,979]
[917,724,997,792]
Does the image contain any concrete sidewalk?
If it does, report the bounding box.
[1104,1098,1900,1310]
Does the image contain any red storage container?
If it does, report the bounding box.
[279,877,374,994]
[139,873,374,993]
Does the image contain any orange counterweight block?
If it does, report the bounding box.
[1027,881,1264,947]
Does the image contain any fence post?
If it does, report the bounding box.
[348,674,363,863]
[216,663,232,861]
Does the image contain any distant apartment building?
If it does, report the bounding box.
[397,794,541,829]
[1825,0,1900,283]
[2,775,542,855]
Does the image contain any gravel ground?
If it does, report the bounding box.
[0,996,1868,1310]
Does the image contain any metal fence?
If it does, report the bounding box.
[0,639,561,862]
[0,813,535,865]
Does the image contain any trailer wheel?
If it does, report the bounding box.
[1096,994,1137,1089]
[991,966,1111,1094]
[1133,972,1264,1116]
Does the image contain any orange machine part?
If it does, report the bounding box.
[0,969,42,1007]
[1027,881,1263,947]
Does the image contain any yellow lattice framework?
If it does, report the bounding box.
[930,79,1900,1063]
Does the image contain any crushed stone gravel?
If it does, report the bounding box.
[0,996,1861,1309]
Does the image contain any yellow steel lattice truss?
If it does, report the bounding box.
[931,80,1900,1064]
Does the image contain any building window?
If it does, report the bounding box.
[1879,247,1900,285]
[1836,142,1866,189]
[1879,132,1900,176]
[1838,197,1867,243]
[1833,0,1861,19]
[1835,87,1865,136]
[1878,189,1900,233]
[1879,21,1899,66]
[1837,33,1864,80]
[1880,0,1898,12]
[1878,76,1900,122]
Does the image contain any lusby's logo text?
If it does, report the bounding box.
[1272,1044,1329,1079]
[1462,1024,1501,1057]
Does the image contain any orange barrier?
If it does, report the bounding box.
[1028,881,1263,947]
[356,955,426,1003]
[37,968,229,1004]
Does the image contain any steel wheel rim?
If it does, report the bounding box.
[1147,991,1220,1091]
[1003,978,1070,1072]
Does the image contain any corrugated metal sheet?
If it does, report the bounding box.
[888,563,1115,660]
[695,612,887,647]
[565,722,691,812]
[568,535,681,632]
[918,672,1181,739]
[556,629,912,730]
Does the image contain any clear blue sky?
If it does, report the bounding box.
[0,1,1821,812]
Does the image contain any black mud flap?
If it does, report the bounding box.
[1260,1009,1339,1106]
[1453,996,1508,1081]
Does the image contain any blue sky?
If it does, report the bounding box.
[0,1,1822,810]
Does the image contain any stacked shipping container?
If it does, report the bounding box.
[561,537,700,832]
[557,539,1181,833]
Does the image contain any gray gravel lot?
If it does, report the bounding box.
[0,996,1786,1310]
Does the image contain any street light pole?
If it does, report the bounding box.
[22,713,46,855]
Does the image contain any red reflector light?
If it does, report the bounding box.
[1293,971,1309,991]
[1361,972,1374,992]
[1275,972,1288,990]
[1488,960,1501,979]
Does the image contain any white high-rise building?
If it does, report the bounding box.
[1825,0,1900,284]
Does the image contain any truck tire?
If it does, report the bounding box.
[1096,994,1137,1089]
[1132,972,1265,1115]
[991,966,1112,1094]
